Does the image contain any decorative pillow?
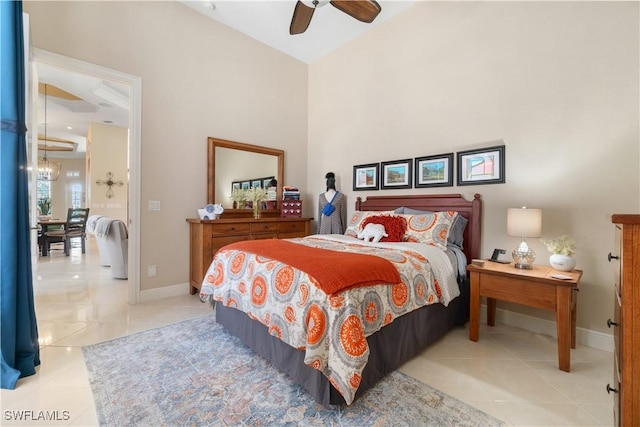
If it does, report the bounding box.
[361,215,407,242]
[357,223,388,243]
[344,211,395,238]
[401,207,467,249]
[401,211,457,250]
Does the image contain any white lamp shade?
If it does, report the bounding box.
[507,208,542,238]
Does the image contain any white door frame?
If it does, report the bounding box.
[33,49,141,304]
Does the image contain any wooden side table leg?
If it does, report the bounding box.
[487,298,496,326]
[571,288,577,349]
[469,271,480,342]
[556,286,572,372]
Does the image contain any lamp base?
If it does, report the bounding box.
[512,239,536,270]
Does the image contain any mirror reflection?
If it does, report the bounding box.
[215,147,277,208]
[207,137,284,211]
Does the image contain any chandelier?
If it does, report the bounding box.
[37,84,61,181]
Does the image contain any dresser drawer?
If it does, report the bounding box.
[251,222,279,235]
[278,221,306,233]
[210,222,250,237]
[613,355,621,427]
[613,291,622,380]
[614,225,622,297]
[211,235,250,254]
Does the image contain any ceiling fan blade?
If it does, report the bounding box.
[330,0,381,24]
[290,1,315,35]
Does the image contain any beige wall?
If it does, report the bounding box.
[308,1,639,333]
[87,123,128,223]
[25,1,640,335]
[24,1,309,291]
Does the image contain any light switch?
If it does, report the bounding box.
[148,200,160,211]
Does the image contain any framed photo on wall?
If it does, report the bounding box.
[353,163,379,191]
[241,181,250,190]
[262,176,275,188]
[381,159,412,190]
[414,153,453,188]
[231,181,241,193]
[457,145,505,186]
[251,179,262,188]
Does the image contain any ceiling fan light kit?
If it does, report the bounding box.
[289,0,382,35]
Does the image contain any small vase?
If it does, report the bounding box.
[550,254,576,271]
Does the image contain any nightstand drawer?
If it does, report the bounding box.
[480,274,556,310]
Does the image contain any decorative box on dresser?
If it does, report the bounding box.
[609,214,640,426]
[187,216,312,295]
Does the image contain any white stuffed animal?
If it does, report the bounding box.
[357,223,388,243]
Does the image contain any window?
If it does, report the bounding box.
[36,180,51,201]
[70,183,82,208]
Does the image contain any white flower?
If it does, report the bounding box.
[230,188,247,203]
[245,187,268,203]
[541,235,576,256]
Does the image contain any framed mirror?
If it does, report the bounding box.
[207,137,284,213]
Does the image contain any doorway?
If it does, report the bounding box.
[32,49,141,304]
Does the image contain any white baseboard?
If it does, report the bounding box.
[137,285,613,352]
[481,305,614,353]
[139,282,191,303]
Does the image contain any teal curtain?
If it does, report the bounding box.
[1,0,40,389]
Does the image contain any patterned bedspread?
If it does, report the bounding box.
[200,234,459,405]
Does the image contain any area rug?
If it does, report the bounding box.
[83,314,504,426]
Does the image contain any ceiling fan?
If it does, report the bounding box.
[289,0,382,35]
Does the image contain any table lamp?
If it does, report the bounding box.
[507,207,542,269]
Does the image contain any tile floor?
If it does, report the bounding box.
[0,240,614,426]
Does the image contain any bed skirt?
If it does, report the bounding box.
[214,278,469,406]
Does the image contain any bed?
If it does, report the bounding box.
[200,193,482,406]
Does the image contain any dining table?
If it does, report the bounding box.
[37,219,67,256]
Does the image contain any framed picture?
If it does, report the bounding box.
[381,159,412,190]
[353,163,379,191]
[231,181,241,192]
[263,176,275,188]
[241,181,250,190]
[414,153,453,188]
[457,145,505,186]
[251,179,262,188]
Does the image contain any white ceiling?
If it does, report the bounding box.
[179,1,417,64]
[35,0,416,159]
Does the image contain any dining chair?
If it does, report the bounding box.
[43,208,90,256]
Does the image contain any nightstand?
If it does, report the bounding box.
[467,261,582,372]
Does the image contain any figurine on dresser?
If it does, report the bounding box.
[317,172,347,235]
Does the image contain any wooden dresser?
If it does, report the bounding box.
[609,214,640,426]
[186,216,312,294]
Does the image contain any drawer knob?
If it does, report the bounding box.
[607,318,619,328]
[607,252,619,262]
[606,384,619,394]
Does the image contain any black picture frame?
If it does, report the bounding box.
[241,181,250,190]
[457,145,505,186]
[231,181,241,193]
[414,153,454,188]
[381,159,412,190]
[353,163,379,191]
